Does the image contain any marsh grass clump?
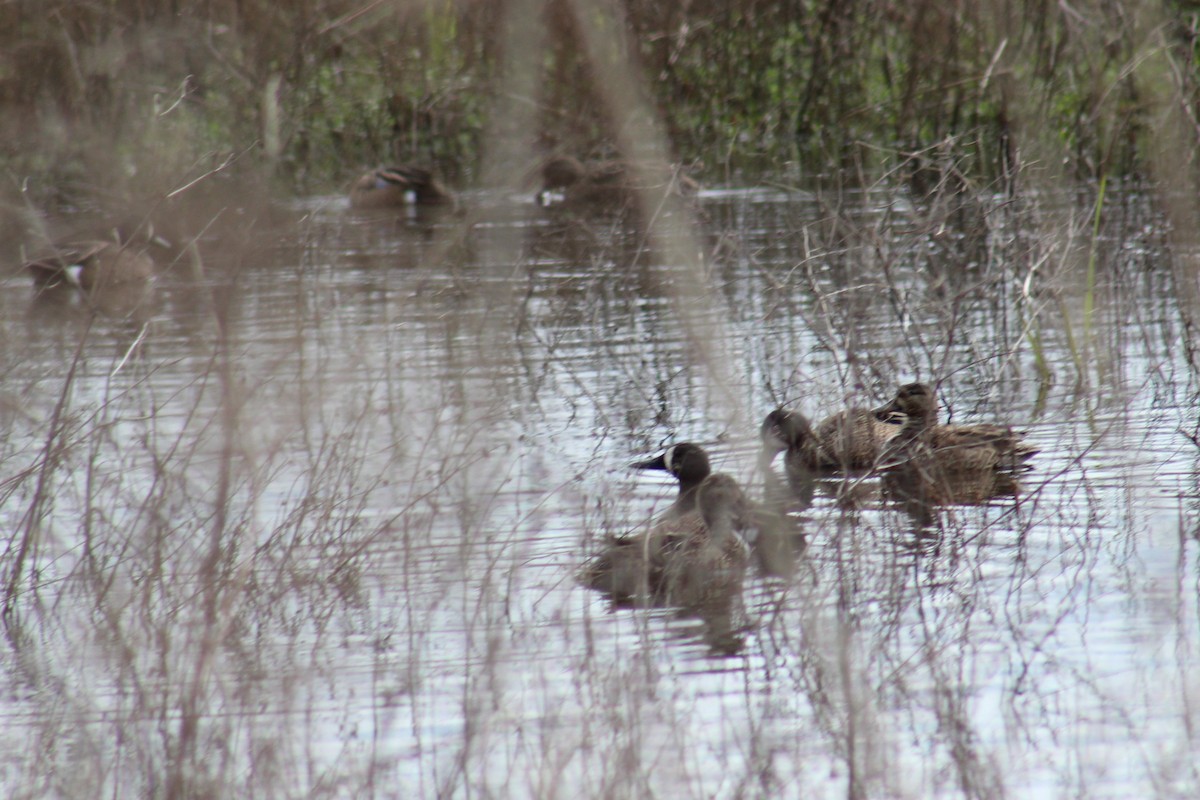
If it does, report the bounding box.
[3,0,1197,214]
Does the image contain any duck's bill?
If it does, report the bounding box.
[631,453,668,471]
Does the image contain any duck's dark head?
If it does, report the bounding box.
[877,382,937,421]
[633,442,712,488]
[540,155,587,190]
[759,408,815,459]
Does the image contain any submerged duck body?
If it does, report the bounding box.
[349,165,455,208]
[761,405,901,472]
[582,443,751,607]
[877,382,1036,472]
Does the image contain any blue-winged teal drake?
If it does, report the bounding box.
[876,382,1036,472]
[537,155,698,207]
[26,235,156,294]
[760,405,902,472]
[581,443,751,606]
[349,166,455,208]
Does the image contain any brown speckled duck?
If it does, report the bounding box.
[348,165,455,208]
[760,405,902,472]
[876,382,1036,472]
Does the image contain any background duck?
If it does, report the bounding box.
[581,444,751,607]
[348,165,455,208]
[536,155,698,207]
[876,382,1036,472]
[760,405,901,472]
[25,228,160,294]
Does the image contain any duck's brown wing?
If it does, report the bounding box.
[376,166,433,187]
[579,536,650,601]
[814,407,896,469]
[938,423,1035,466]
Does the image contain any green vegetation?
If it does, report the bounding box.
[0,0,1196,208]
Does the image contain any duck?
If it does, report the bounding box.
[348,165,455,208]
[760,405,902,472]
[25,231,158,294]
[875,382,1036,472]
[536,155,698,208]
[581,443,751,607]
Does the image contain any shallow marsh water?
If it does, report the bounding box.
[0,181,1198,798]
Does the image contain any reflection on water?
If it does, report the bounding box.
[1,186,1198,797]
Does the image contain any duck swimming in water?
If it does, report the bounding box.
[348,165,455,208]
[875,382,1036,472]
[581,443,752,607]
[760,404,902,472]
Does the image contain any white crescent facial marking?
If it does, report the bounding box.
[663,444,678,472]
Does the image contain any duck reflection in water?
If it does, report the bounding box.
[882,462,1023,530]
